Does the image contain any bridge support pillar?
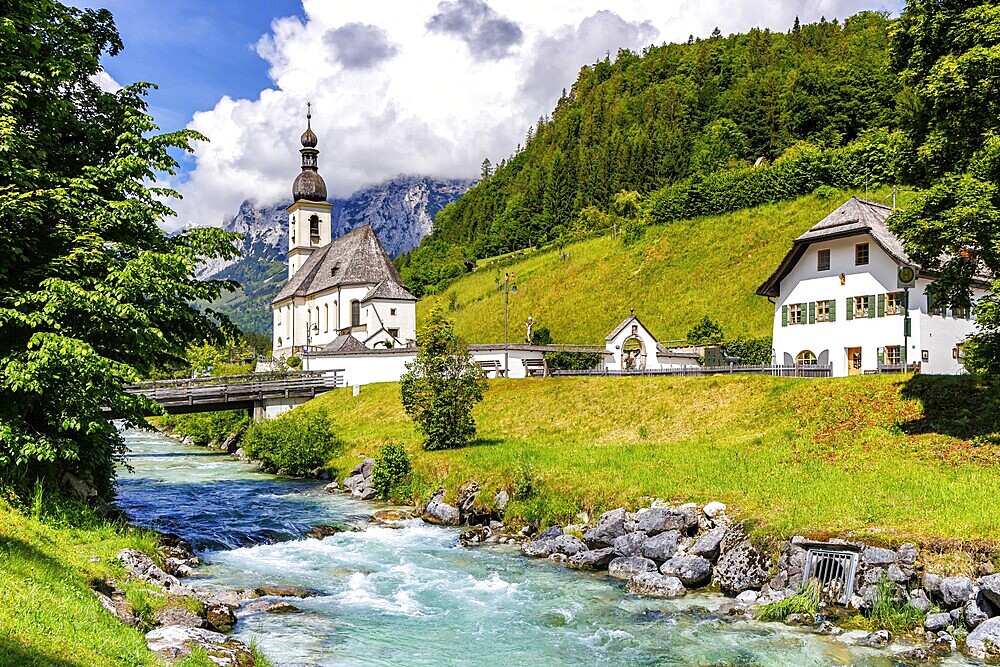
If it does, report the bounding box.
[253,396,311,421]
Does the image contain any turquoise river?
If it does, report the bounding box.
[115,430,978,666]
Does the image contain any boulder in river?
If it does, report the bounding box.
[608,556,659,580]
[253,584,320,598]
[660,555,713,588]
[567,548,617,570]
[626,573,686,599]
[145,626,253,666]
[965,617,1000,662]
[422,489,460,526]
[714,539,771,595]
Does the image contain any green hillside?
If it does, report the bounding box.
[419,188,904,344]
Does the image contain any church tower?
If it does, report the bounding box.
[287,103,332,279]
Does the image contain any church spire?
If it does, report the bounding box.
[292,102,327,202]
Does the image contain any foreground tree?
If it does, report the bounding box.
[0,1,240,497]
[888,0,1000,374]
[400,307,487,450]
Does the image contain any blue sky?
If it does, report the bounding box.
[72,0,301,132]
[70,1,904,230]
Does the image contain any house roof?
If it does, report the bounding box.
[361,279,416,303]
[756,197,908,298]
[273,225,407,303]
[321,333,369,354]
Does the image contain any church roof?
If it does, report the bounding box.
[606,314,652,341]
[273,224,407,303]
[322,333,369,354]
[361,280,416,303]
[756,197,907,298]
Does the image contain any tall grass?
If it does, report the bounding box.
[308,373,1000,543]
[756,579,822,622]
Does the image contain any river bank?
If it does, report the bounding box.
[135,427,1000,665]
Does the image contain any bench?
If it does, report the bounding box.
[477,359,506,378]
[523,358,548,378]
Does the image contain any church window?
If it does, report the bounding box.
[390,308,396,316]
[389,328,399,339]
[351,300,361,327]
[324,304,329,332]
[310,215,320,244]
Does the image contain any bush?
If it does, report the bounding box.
[400,306,487,450]
[150,410,248,447]
[723,337,773,365]
[286,356,302,369]
[543,351,603,371]
[371,442,412,501]
[241,411,341,476]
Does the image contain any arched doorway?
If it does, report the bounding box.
[621,336,646,370]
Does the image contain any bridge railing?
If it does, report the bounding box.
[127,370,330,391]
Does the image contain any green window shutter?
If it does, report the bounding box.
[877,293,885,317]
[829,299,836,322]
[927,293,933,315]
[781,305,788,327]
[846,297,854,321]
[877,347,885,366]
[867,295,875,318]
[808,302,816,324]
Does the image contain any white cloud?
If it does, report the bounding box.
[168,0,900,231]
[91,69,122,93]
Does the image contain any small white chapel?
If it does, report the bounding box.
[271,109,417,358]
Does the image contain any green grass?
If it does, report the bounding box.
[419,188,910,344]
[756,580,822,622]
[305,373,1000,547]
[0,493,163,666]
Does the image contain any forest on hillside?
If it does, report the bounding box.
[397,12,903,296]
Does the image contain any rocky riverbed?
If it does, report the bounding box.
[115,431,997,666]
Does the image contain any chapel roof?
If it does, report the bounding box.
[273,224,407,303]
[361,279,417,303]
[322,333,369,353]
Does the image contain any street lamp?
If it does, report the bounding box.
[502,272,517,376]
[304,321,319,372]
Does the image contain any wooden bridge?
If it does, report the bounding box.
[126,371,344,417]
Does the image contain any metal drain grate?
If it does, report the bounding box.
[802,547,859,605]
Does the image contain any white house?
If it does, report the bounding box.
[757,197,987,377]
[271,111,416,359]
[604,314,700,371]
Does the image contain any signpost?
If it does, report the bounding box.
[897,265,917,370]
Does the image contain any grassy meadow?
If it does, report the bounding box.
[309,373,1000,549]
[418,188,911,344]
[0,495,163,667]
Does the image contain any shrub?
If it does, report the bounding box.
[150,410,248,447]
[755,579,821,622]
[371,442,412,501]
[241,411,341,476]
[400,306,487,450]
[543,351,602,371]
[723,337,773,365]
[286,356,302,369]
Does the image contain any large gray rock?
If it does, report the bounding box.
[117,548,180,590]
[965,617,1000,662]
[660,555,713,588]
[626,573,686,599]
[145,626,253,665]
[641,531,680,562]
[689,527,726,561]
[965,598,991,630]
[612,532,648,557]
[940,577,975,609]
[635,507,697,536]
[980,574,1000,610]
[583,508,628,548]
[862,547,897,567]
[608,556,658,580]
[714,539,771,595]
[924,612,952,632]
[521,540,557,558]
[909,589,931,614]
[568,548,617,570]
[92,589,140,627]
[422,489,460,526]
[154,605,204,629]
[535,526,564,541]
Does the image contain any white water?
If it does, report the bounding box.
[116,430,977,666]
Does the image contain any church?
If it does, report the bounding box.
[271,111,417,359]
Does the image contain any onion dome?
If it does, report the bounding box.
[292,102,327,202]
